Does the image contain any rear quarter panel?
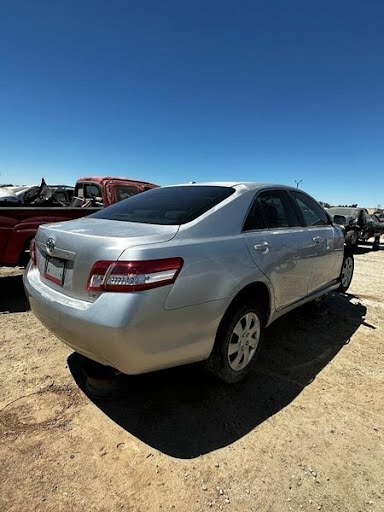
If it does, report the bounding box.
[119,236,274,312]
[117,187,275,314]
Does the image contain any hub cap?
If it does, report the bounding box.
[341,256,353,288]
[228,312,261,371]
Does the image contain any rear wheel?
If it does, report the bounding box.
[206,303,265,383]
[338,251,354,293]
[19,238,33,267]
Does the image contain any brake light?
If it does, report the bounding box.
[30,239,37,266]
[87,258,184,292]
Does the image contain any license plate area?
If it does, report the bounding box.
[44,256,66,286]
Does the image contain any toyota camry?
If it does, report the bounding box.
[24,183,353,383]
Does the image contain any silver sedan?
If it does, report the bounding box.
[24,183,353,383]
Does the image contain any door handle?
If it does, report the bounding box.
[312,236,324,244]
[254,242,271,253]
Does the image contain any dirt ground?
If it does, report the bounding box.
[0,246,383,512]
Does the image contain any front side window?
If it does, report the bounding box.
[91,185,235,225]
[257,190,301,228]
[292,191,330,226]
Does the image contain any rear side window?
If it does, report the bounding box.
[243,200,267,231]
[91,186,235,225]
[292,191,330,226]
[115,185,140,201]
[257,190,301,228]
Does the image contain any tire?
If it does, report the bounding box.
[19,238,33,267]
[337,251,354,293]
[344,230,358,246]
[373,235,380,251]
[206,303,265,384]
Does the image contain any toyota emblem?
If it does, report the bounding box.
[46,237,56,254]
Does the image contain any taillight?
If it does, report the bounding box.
[30,239,37,266]
[87,258,184,292]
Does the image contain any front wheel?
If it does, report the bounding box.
[337,251,354,293]
[206,303,265,383]
[344,230,358,246]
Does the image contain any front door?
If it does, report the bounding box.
[290,190,341,293]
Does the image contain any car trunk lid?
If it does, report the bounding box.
[35,217,179,301]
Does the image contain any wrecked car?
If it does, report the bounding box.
[327,207,383,249]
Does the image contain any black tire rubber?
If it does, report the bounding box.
[19,238,33,267]
[205,303,265,384]
[372,236,380,251]
[344,230,358,246]
[337,251,354,293]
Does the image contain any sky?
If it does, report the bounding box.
[0,0,383,207]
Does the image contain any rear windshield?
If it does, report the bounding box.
[90,186,235,225]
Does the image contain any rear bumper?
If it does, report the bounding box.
[24,266,228,374]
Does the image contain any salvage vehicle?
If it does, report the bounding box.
[3,180,75,206]
[24,183,353,383]
[327,207,383,249]
[372,212,384,222]
[0,188,20,204]
[0,176,158,266]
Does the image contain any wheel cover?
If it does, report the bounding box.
[341,256,353,288]
[228,312,261,371]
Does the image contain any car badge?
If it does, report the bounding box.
[46,237,56,254]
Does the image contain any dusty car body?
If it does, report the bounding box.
[24,183,351,383]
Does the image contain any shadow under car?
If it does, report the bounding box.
[0,273,30,313]
[68,292,367,459]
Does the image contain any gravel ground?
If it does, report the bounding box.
[0,246,383,512]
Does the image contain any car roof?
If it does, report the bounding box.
[77,176,158,186]
[162,181,300,192]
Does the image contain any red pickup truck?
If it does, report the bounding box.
[0,176,158,267]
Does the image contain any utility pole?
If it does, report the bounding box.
[295,179,303,188]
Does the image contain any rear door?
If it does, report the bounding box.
[242,189,314,310]
[290,190,340,292]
